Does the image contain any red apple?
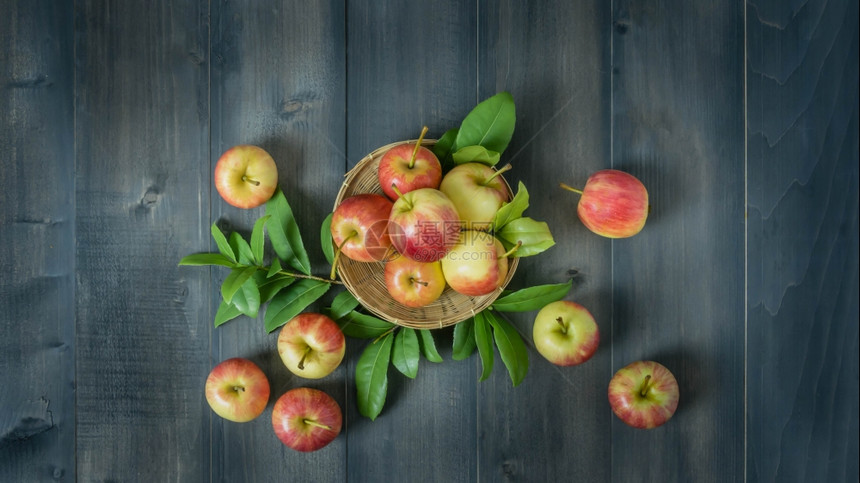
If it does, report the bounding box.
[204,358,270,423]
[278,313,346,379]
[439,162,511,230]
[330,194,393,263]
[272,387,342,452]
[440,230,511,296]
[560,169,648,238]
[384,253,446,307]
[608,360,680,429]
[378,127,442,200]
[214,145,279,209]
[388,188,460,262]
[532,301,599,366]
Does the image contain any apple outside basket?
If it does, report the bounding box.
[333,139,519,330]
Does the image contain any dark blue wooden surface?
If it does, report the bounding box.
[1,1,857,481]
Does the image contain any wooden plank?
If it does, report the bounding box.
[74,2,212,480]
[476,1,613,481]
[610,1,746,481]
[209,1,348,480]
[746,0,859,481]
[344,2,479,481]
[0,1,75,480]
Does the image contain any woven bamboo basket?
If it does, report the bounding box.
[333,139,519,329]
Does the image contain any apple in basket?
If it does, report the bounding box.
[377,126,442,200]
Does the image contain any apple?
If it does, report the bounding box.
[439,162,511,230]
[560,169,648,238]
[214,145,279,209]
[378,126,442,200]
[278,313,346,379]
[272,387,342,452]
[204,357,270,423]
[440,230,513,296]
[384,253,446,307]
[330,193,393,264]
[608,360,680,429]
[532,301,599,366]
[388,188,460,262]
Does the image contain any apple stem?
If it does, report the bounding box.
[409,126,429,169]
[639,375,653,397]
[498,241,522,259]
[242,175,261,186]
[482,163,513,186]
[410,277,429,287]
[391,183,411,206]
[232,385,245,393]
[303,419,333,431]
[556,316,568,335]
[559,182,583,196]
[330,232,358,280]
[297,346,312,370]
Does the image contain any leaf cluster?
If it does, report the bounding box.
[179,188,333,332]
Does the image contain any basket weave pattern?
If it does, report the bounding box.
[333,139,519,329]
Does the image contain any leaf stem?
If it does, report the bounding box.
[259,267,341,285]
[559,182,583,195]
[372,326,396,344]
[409,126,429,169]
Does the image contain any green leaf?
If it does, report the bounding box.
[485,311,529,387]
[392,328,420,379]
[474,312,494,381]
[214,300,243,327]
[264,279,330,332]
[417,329,443,362]
[267,257,282,278]
[454,92,516,154]
[211,222,236,263]
[178,253,237,268]
[320,213,334,265]
[356,333,394,420]
[492,181,529,231]
[432,128,458,164]
[230,232,255,265]
[250,215,271,265]
[256,273,296,303]
[231,276,261,318]
[328,290,360,321]
[497,217,556,257]
[491,280,573,312]
[451,145,501,167]
[265,188,312,275]
[221,266,257,303]
[452,318,477,360]
[337,311,394,339]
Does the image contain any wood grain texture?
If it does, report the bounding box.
[746,0,860,481]
[344,2,480,481]
[209,1,348,481]
[611,1,745,481]
[476,1,613,481]
[74,1,212,480]
[0,1,75,481]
